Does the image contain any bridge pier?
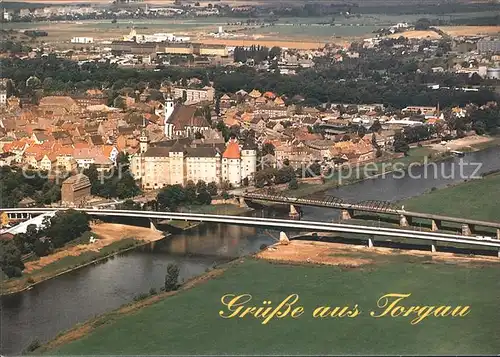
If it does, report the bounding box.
[431,219,441,232]
[279,231,290,245]
[367,235,374,248]
[238,197,248,208]
[341,209,354,220]
[399,215,412,227]
[149,219,160,232]
[497,229,500,239]
[289,205,300,219]
[461,224,474,236]
[431,241,437,253]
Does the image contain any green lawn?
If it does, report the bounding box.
[403,173,500,222]
[47,257,499,355]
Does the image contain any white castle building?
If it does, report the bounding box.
[131,132,256,190]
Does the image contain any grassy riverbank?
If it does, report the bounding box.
[356,173,500,225]
[41,254,499,355]
[0,224,164,296]
[402,173,500,222]
[1,238,146,295]
[341,173,500,236]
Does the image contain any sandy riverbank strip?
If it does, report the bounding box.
[23,223,164,274]
[257,240,500,266]
[427,135,495,152]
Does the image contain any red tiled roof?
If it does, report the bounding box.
[223,140,241,159]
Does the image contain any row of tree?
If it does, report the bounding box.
[1,210,90,278]
[83,155,141,200]
[156,180,219,211]
[233,45,281,63]
[2,55,497,111]
[0,166,61,208]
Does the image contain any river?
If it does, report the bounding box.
[2,146,500,355]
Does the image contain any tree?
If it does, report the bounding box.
[370,120,382,133]
[113,96,127,109]
[164,263,180,291]
[195,180,207,193]
[33,238,51,257]
[157,185,185,211]
[269,46,281,60]
[415,18,431,30]
[197,190,212,205]
[46,210,90,248]
[288,177,299,190]
[215,96,221,115]
[305,162,321,177]
[116,152,130,166]
[0,240,24,278]
[275,166,295,184]
[261,142,275,156]
[220,180,232,191]
[254,168,276,187]
[185,180,197,204]
[117,199,141,210]
[115,172,141,199]
[207,181,218,196]
[393,131,410,155]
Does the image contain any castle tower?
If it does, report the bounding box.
[240,141,257,183]
[139,128,149,154]
[222,138,242,187]
[164,95,175,138]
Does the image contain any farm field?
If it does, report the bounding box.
[2,12,498,46]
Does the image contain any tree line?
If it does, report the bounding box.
[0,210,90,278]
[0,53,497,110]
[156,180,219,211]
[0,166,60,208]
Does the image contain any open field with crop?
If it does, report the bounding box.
[438,25,500,37]
[3,12,498,46]
[42,252,500,355]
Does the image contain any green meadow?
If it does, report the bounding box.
[46,256,499,355]
[402,173,500,222]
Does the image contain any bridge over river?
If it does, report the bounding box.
[241,191,500,238]
[3,208,500,256]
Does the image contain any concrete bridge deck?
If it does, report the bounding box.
[2,208,500,255]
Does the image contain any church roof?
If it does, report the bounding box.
[166,105,210,130]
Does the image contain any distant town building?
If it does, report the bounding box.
[71,37,94,44]
[61,174,91,206]
[477,38,500,54]
[172,86,215,104]
[0,90,6,106]
[486,68,500,80]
